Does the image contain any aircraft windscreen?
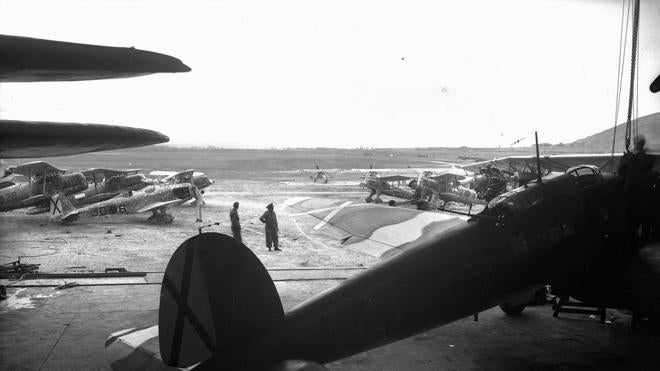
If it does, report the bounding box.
[483,185,543,219]
[172,186,191,200]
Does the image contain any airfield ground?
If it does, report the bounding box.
[1,147,659,370]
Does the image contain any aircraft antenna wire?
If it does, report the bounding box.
[611,0,632,165]
[624,0,641,153]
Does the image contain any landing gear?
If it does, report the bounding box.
[148,210,175,224]
[416,200,430,210]
[499,302,526,315]
[388,200,397,207]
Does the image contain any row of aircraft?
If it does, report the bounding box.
[360,151,660,211]
[0,160,214,223]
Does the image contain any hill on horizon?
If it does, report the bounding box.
[570,112,660,152]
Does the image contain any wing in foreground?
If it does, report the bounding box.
[283,197,466,259]
[0,120,169,158]
[0,34,191,82]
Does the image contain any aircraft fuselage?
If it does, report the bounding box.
[204,169,627,366]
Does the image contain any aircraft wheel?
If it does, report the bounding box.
[365,198,373,203]
[388,200,396,207]
[499,302,525,315]
[416,200,429,210]
[163,214,175,224]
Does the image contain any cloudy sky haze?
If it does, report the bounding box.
[1,0,658,148]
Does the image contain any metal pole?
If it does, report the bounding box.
[535,131,542,184]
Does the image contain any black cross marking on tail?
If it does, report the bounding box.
[50,195,61,215]
[164,246,216,365]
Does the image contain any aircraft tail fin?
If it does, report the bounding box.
[159,233,285,368]
[49,192,78,222]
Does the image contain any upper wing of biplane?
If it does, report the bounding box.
[7,161,66,177]
[0,34,191,82]
[283,197,467,259]
[462,153,660,173]
[157,169,196,184]
[375,175,414,182]
[82,168,142,182]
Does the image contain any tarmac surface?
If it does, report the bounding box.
[1,154,660,370]
[2,280,660,370]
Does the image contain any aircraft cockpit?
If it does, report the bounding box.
[479,184,544,221]
[565,165,602,188]
[172,185,192,200]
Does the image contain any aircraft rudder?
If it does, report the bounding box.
[159,233,284,368]
[49,192,76,221]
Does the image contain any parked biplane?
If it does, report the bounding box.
[361,168,484,208]
[0,161,87,212]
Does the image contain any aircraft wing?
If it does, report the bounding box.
[0,34,191,82]
[7,161,65,176]
[375,175,414,182]
[283,197,466,259]
[462,154,631,173]
[0,120,169,158]
[160,169,195,184]
[136,200,184,214]
[83,168,142,181]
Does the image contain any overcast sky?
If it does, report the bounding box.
[1,0,658,148]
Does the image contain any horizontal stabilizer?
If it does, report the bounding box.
[105,326,180,371]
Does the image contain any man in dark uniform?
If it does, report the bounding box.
[229,201,242,243]
[259,203,280,251]
[618,135,656,248]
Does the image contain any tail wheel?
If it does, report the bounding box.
[388,200,396,206]
[499,302,525,315]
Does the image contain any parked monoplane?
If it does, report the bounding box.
[50,182,203,224]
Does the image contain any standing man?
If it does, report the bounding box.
[229,201,242,242]
[259,203,280,251]
[195,190,205,223]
